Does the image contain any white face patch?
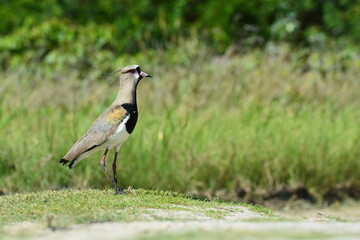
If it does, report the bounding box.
[133,71,140,82]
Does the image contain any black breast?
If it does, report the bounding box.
[121,103,138,134]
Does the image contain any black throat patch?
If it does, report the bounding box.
[121,103,138,134]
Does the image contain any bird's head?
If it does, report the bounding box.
[117,65,151,86]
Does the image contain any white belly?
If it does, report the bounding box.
[105,115,130,149]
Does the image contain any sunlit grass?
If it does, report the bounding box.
[0,189,270,225]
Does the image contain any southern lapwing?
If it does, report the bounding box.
[59,65,151,194]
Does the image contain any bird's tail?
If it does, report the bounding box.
[59,158,69,165]
[59,158,76,169]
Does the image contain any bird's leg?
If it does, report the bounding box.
[100,149,117,187]
[112,151,125,195]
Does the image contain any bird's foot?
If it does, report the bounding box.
[114,185,126,195]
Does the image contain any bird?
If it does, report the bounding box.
[59,65,151,194]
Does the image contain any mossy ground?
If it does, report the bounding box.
[2,189,360,240]
[0,188,270,226]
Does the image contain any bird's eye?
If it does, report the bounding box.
[128,70,136,74]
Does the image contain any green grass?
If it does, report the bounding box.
[0,189,269,226]
[0,42,360,201]
[0,189,358,240]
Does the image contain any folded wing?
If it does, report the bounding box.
[59,105,128,167]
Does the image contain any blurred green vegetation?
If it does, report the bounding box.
[1,41,360,201]
[1,0,360,73]
[1,1,360,201]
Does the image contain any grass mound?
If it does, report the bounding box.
[0,188,269,226]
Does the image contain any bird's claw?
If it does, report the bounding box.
[114,186,126,195]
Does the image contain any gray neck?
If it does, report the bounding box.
[113,80,137,106]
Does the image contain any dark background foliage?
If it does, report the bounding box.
[1,0,359,71]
